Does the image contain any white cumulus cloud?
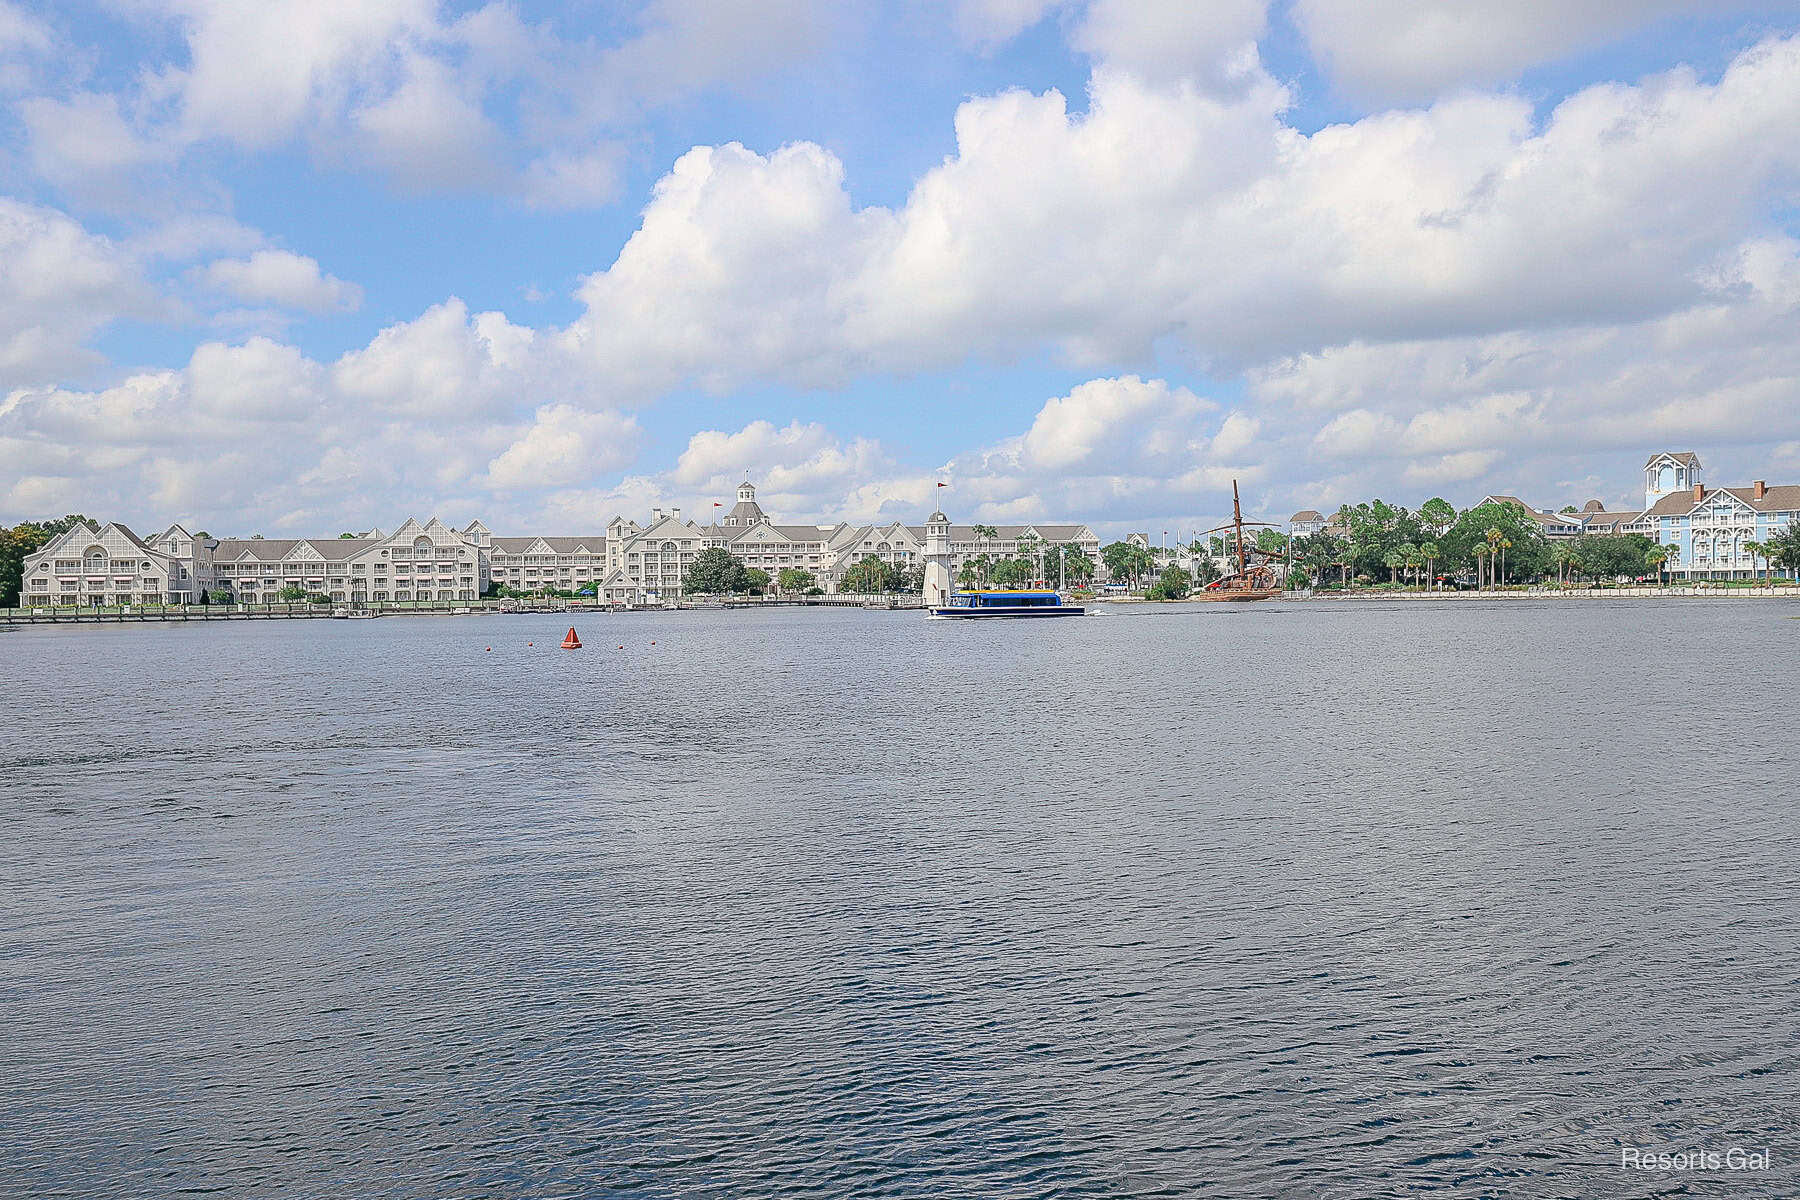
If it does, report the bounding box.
[484,403,640,490]
[1290,0,1792,105]
[198,250,363,314]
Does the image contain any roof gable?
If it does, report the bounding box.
[37,522,104,557]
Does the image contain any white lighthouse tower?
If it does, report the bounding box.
[923,509,954,606]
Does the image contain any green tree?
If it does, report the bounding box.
[840,555,903,593]
[1765,522,1800,578]
[971,523,998,563]
[1645,544,1668,584]
[739,567,771,594]
[1044,543,1095,587]
[1100,541,1154,589]
[1398,542,1419,587]
[1744,540,1766,584]
[1015,533,1043,581]
[1419,497,1456,538]
[1568,533,1652,581]
[1146,565,1192,600]
[277,584,308,601]
[1441,502,1547,586]
[1420,540,1440,589]
[1382,548,1404,584]
[989,557,1033,588]
[776,567,815,593]
[684,547,747,594]
[1551,541,1576,585]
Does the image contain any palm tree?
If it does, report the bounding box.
[1498,536,1513,588]
[1483,528,1502,590]
[1399,542,1420,588]
[1662,542,1681,585]
[1551,542,1572,585]
[1645,545,1666,585]
[1745,540,1765,585]
[1382,549,1404,584]
[1420,541,1440,590]
[971,524,998,584]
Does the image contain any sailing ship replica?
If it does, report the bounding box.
[1192,480,1283,602]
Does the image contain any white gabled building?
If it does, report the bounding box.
[19,521,205,605]
[19,481,1105,605]
[206,517,489,603]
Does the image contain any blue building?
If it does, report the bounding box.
[1640,452,1800,579]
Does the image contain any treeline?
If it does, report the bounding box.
[1287,498,1800,587]
[956,540,1095,590]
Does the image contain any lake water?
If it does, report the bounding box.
[4,598,1797,1197]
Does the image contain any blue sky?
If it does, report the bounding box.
[4,0,1800,537]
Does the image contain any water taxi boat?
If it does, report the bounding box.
[929,589,1086,618]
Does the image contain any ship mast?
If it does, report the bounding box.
[1233,479,1247,576]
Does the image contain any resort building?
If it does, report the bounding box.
[18,521,207,605]
[1637,456,1800,579]
[20,480,1101,605]
[208,517,488,603]
[1288,510,1326,536]
[1477,496,1588,539]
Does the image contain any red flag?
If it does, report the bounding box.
[713,501,722,507]
[936,481,947,488]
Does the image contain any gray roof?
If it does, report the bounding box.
[1578,509,1644,529]
[107,523,154,552]
[1642,484,1800,518]
[1647,451,1701,468]
[214,537,380,562]
[489,537,606,554]
[1289,510,1324,522]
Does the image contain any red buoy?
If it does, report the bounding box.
[561,627,582,649]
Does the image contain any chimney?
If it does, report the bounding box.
[652,507,663,523]
[1693,483,1704,502]
[672,507,681,522]
[1754,480,1767,500]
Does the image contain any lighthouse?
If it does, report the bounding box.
[923,509,954,606]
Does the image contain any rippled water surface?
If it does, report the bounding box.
[5,598,1799,1197]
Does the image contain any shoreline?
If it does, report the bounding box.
[1290,586,1799,601]
[8,586,1799,627]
